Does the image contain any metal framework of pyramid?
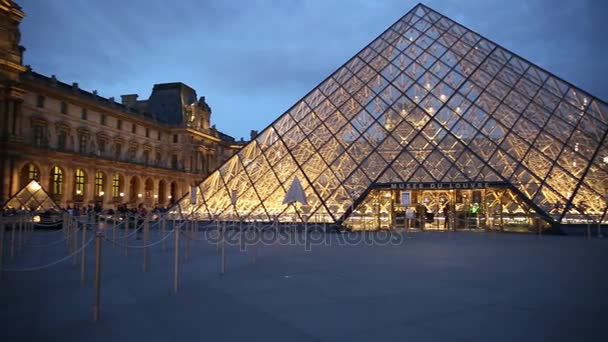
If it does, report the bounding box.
[176,3,608,226]
[3,180,61,212]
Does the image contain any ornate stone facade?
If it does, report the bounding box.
[0,1,244,209]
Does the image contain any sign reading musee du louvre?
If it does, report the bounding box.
[375,182,511,190]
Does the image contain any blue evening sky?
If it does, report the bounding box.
[18,0,608,140]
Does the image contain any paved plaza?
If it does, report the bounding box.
[1,226,607,342]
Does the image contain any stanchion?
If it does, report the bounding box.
[80,223,87,287]
[143,217,149,272]
[161,217,166,252]
[220,221,226,275]
[10,221,16,260]
[73,222,79,266]
[251,223,257,265]
[184,220,190,262]
[124,216,129,257]
[173,223,180,294]
[17,216,23,253]
[0,222,5,279]
[112,217,116,247]
[93,230,103,322]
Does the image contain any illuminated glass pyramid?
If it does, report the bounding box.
[177,3,608,226]
[3,180,60,212]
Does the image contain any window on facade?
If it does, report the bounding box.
[117,119,122,130]
[145,128,150,138]
[129,147,136,160]
[98,139,106,155]
[100,114,106,125]
[171,154,178,169]
[143,150,150,164]
[33,125,44,147]
[131,123,136,134]
[79,134,88,154]
[74,169,85,196]
[51,166,63,195]
[22,163,40,186]
[57,131,67,150]
[60,101,68,114]
[155,152,161,165]
[157,131,161,141]
[115,143,122,159]
[81,108,87,120]
[36,95,45,108]
[173,134,178,143]
[95,171,105,197]
[112,173,121,198]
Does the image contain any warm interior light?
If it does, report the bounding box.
[400,109,407,116]
[154,194,158,199]
[440,94,447,101]
[168,195,172,199]
[120,192,125,197]
[76,189,81,195]
[137,193,142,198]
[455,107,461,113]
[427,107,434,113]
[99,191,105,196]
[29,181,41,191]
[425,83,432,90]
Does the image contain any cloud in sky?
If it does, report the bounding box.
[19,0,608,140]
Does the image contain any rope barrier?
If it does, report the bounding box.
[104,230,174,249]
[4,234,96,272]
[24,229,79,248]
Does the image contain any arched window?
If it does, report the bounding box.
[51,166,63,195]
[74,169,86,196]
[112,173,122,198]
[95,172,105,197]
[20,163,40,188]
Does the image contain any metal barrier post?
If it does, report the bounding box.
[185,220,190,262]
[161,217,166,252]
[173,222,180,293]
[93,230,103,322]
[80,223,87,286]
[73,222,79,266]
[17,216,23,253]
[112,217,116,247]
[143,216,149,272]
[124,215,129,256]
[10,221,16,260]
[0,222,5,279]
[220,221,226,275]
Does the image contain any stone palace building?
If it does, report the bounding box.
[0,0,244,209]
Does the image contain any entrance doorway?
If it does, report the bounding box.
[345,184,542,232]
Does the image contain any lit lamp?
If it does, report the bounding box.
[99,191,105,196]
[137,193,142,198]
[76,189,82,195]
[120,192,125,197]
[168,195,172,199]
[153,194,158,199]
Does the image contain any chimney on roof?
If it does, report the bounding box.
[121,94,138,108]
[250,130,258,140]
[92,90,98,96]
[72,82,79,91]
[108,96,115,103]
[50,74,57,86]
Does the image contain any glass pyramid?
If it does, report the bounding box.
[176,3,608,227]
[3,180,61,212]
